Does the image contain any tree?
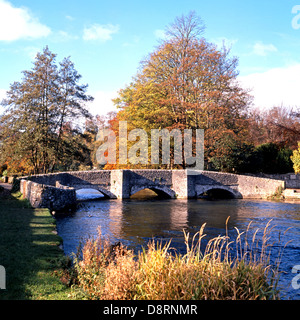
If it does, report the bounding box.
[248,105,300,149]
[291,142,300,174]
[0,46,94,174]
[248,142,293,174]
[112,12,252,170]
[209,139,254,173]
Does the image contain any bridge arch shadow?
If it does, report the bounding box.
[130,186,175,199]
[197,186,241,200]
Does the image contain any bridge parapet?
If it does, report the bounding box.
[20,179,76,211]
[18,169,286,211]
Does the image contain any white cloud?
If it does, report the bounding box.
[239,64,300,110]
[65,15,75,21]
[53,30,79,42]
[87,90,118,116]
[252,41,277,56]
[154,29,167,40]
[83,24,119,42]
[0,0,51,41]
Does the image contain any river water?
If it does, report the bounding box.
[55,194,300,300]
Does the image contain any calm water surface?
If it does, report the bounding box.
[56,196,300,300]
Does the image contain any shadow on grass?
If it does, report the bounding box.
[0,191,70,300]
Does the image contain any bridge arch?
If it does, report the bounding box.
[72,184,117,199]
[196,185,242,199]
[19,169,285,211]
[130,185,176,199]
[76,188,105,201]
[73,185,113,199]
[95,187,115,199]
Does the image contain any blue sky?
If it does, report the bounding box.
[0,0,300,115]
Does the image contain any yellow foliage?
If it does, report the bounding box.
[291,142,300,174]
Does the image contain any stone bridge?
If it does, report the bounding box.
[19,169,285,211]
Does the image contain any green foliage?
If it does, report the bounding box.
[248,143,293,174]
[208,135,254,173]
[269,186,284,200]
[277,147,293,173]
[208,141,293,174]
[0,46,94,175]
[11,177,20,193]
[0,164,7,176]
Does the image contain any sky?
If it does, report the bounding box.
[0,0,300,116]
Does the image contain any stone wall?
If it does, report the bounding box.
[127,169,173,185]
[18,169,287,210]
[20,179,76,211]
[25,170,111,187]
[126,169,174,198]
[190,171,284,199]
[108,170,175,198]
[237,174,285,199]
[283,189,300,199]
[246,173,300,189]
[110,170,126,199]
[172,170,189,198]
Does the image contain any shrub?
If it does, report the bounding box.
[249,143,293,174]
[291,142,300,174]
[70,221,281,300]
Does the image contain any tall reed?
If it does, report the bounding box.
[71,219,282,300]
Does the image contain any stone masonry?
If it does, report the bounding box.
[18,169,286,211]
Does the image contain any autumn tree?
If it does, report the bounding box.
[248,105,300,149]
[0,46,94,174]
[112,12,252,171]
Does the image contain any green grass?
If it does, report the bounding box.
[0,191,72,299]
[0,189,282,300]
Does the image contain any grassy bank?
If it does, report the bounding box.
[0,188,281,300]
[0,190,71,299]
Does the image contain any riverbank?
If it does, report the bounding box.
[0,189,72,299]
[0,187,289,300]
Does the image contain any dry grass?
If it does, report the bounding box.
[70,218,281,300]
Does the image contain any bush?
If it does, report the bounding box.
[0,164,7,176]
[11,178,20,193]
[277,147,293,173]
[209,141,255,173]
[248,143,293,174]
[291,142,300,174]
[208,141,293,174]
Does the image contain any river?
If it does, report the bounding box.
[55,193,300,300]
